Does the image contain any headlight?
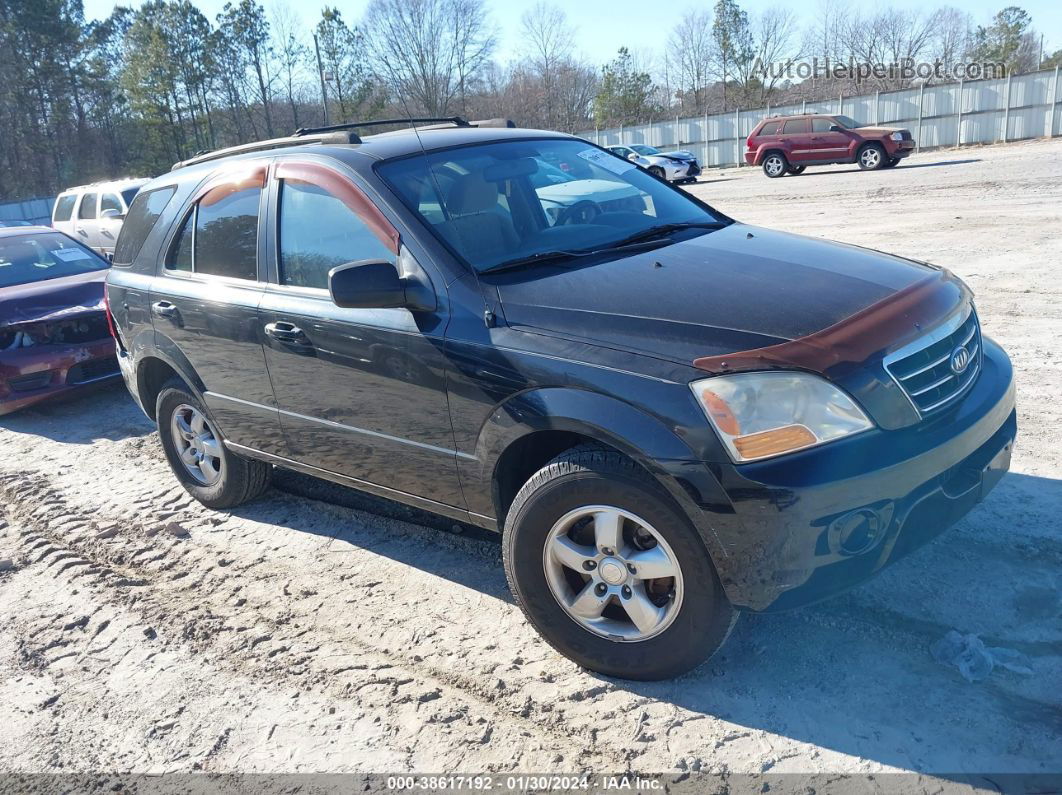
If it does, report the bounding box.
[890,132,904,141]
[690,372,873,462]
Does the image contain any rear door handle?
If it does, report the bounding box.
[151,301,178,318]
[264,321,309,344]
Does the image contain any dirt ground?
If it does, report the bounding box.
[1,138,1060,785]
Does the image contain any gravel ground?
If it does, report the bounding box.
[1,138,1060,785]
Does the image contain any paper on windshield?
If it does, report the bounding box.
[51,248,94,262]
[577,148,637,175]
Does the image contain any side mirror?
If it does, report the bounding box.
[100,208,124,220]
[328,260,407,309]
[829,125,843,132]
[627,153,639,161]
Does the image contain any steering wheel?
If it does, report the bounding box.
[557,200,601,226]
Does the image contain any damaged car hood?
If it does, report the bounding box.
[493,223,940,365]
[0,270,106,328]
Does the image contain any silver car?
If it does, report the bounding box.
[607,145,701,184]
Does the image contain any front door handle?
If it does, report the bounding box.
[264,321,309,344]
[151,301,178,318]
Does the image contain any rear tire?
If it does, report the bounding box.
[786,165,806,175]
[883,157,900,168]
[762,153,788,178]
[156,378,271,509]
[858,143,886,170]
[502,445,737,680]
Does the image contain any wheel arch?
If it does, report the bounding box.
[471,387,731,564]
[133,348,207,422]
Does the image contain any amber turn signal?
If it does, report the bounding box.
[733,424,817,459]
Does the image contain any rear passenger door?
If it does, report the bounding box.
[780,118,812,162]
[150,161,284,455]
[258,158,465,508]
[73,192,99,251]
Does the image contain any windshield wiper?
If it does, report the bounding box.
[601,221,725,250]
[480,237,675,274]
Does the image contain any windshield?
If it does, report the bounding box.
[0,231,107,288]
[833,116,865,129]
[631,145,660,155]
[378,138,726,272]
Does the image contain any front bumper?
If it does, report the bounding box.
[887,138,916,158]
[0,337,119,415]
[698,337,1016,611]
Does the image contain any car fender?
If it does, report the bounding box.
[470,386,734,566]
[134,331,209,409]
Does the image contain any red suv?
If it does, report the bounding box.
[745,114,916,177]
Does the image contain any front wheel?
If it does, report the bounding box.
[503,446,737,680]
[762,153,788,178]
[858,144,886,170]
[647,165,665,180]
[156,378,272,509]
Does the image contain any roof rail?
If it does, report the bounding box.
[170,130,361,171]
[293,116,471,137]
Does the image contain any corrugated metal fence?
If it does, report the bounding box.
[0,196,55,226]
[581,66,1062,168]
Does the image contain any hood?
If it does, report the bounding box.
[660,150,696,161]
[0,270,106,328]
[493,223,941,366]
[854,126,907,136]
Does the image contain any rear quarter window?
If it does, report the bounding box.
[759,122,780,136]
[53,194,76,222]
[112,186,177,267]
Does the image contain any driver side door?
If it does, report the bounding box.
[258,158,466,510]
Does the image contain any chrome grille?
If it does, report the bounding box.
[885,309,982,415]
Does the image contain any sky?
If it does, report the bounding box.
[81,0,1062,67]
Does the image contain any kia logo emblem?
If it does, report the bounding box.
[950,347,971,374]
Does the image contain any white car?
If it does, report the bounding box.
[51,178,151,259]
[531,161,645,224]
[607,145,702,184]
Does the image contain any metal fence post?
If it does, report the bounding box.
[916,83,925,152]
[1002,72,1012,142]
[875,91,880,125]
[734,108,740,166]
[955,80,964,146]
[620,123,625,145]
[838,92,843,115]
[1047,65,1059,137]
[802,99,807,114]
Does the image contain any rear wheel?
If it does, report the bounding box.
[762,153,788,178]
[858,143,886,170]
[882,157,900,168]
[786,164,806,175]
[503,446,737,680]
[156,378,271,509]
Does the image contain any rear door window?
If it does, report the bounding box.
[782,119,810,134]
[164,181,261,280]
[78,193,98,220]
[53,195,76,222]
[113,186,177,267]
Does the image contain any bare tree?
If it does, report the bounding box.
[271,3,307,129]
[667,10,714,114]
[749,7,800,105]
[519,2,574,128]
[362,0,496,116]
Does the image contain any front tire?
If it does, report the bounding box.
[858,143,886,170]
[762,153,788,178]
[156,378,271,509]
[647,165,665,180]
[502,446,737,680]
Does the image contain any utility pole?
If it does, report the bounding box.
[313,33,330,126]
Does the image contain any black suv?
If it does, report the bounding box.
[106,118,1016,680]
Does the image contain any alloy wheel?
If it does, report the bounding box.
[170,404,223,486]
[764,156,785,177]
[542,505,684,642]
[860,147,882,168]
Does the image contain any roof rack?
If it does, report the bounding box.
[292,116,471,137]
[170,116,515,172]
